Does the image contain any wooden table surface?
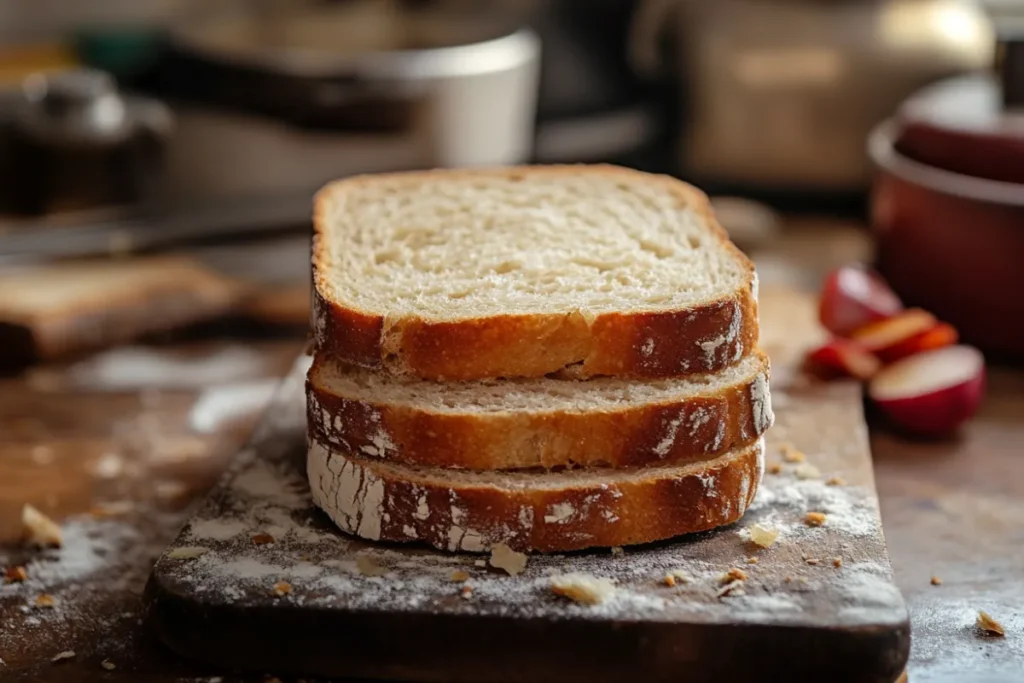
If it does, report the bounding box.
[1,223,1022,683]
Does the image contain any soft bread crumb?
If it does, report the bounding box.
[662,569,691,587]
[747,557,759,565]
[101,660,116,671]
[450,570,470,582]
[794,463,820,480]
[167,547,208,560]
[356,554,387,577]
[767,462,783,475]
[490,543,528,576]
[826,476,846,486]
[272,580,292,597]
[4,566,27,583]
[22,504,62,548]
[663,574,677,587]
[748,524,779,548]
[832,557,843,568]
[34,594,56,608]
[251,532,274,545]
[805,512,827,527]
[781,444,805,463]
[51,650,75,663]
[551,573,616,605]
[931,576,942,586]
[976,611,1004,637]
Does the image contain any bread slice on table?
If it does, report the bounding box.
[0,256,242,365]
[308,436,764,553]
[312,165,759,381]
[307,351,773,470]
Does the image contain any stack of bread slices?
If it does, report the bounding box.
[305,165,773,553]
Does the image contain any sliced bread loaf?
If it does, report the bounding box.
[308,436,764,553]
[307,351,772,470]
[312,165,758,381]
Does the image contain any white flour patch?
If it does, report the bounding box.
[189,380,279,434]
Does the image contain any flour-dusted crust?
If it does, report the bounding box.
[307,436,765,553]
[311,165,759,381]
[307,352,773,470]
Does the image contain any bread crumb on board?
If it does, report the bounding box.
[610,546,624,556]
[781,444,806,463]
[767,462,783,475]
[976,611,1005,637]
[460,585,473,599]
[930,576,942,586]
[805,558,820,566]
[272,580,292,597]
[748,523,779,548]
[356,554,388,577]
[794,463,821,480]
[22,504,62,548]
[804,511,827,527]
[550,573,616,605]
[100,659,116,671]
[167,546,209,560]
[720,567,747,584]
[832,557,843,568]
[826,476,846,486]
[34,594,57,609]
[4,566,27,583]
[450,570,470,582]
[251,532,275,545]
[662,569,691,587]
[489,543,528,576]
[51,650,76,663]
[746,557,759,565]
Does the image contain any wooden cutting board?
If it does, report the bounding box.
[144,288,910,683]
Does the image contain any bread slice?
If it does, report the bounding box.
[307,351,772,471]
[307,436,764,553]
[0,256,242,365]
[312,165,759,381]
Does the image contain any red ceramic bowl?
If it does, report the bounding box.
[868,119,1024,359]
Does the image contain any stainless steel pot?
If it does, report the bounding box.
[630,0,994,193]
[157,4,540,201]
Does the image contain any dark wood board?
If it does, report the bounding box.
[145,350,910,682]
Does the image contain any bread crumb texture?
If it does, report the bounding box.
[490,543,528,577]
[551,573,617,605]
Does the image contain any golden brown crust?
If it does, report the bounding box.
[306,352,771,470]
[307,437,764,553]
[311,164,759,380]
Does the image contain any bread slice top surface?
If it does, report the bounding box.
[313,165,753,321]
[309,350,768,415]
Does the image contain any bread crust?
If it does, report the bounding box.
[307,352,772,470]
[307,436,764,553]
[311,165,759,380]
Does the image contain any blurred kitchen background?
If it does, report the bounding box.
[0,0,1022,364]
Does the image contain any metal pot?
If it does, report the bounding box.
[154,4,540,202]
[630,0,994,193]
[5,68,172,215]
